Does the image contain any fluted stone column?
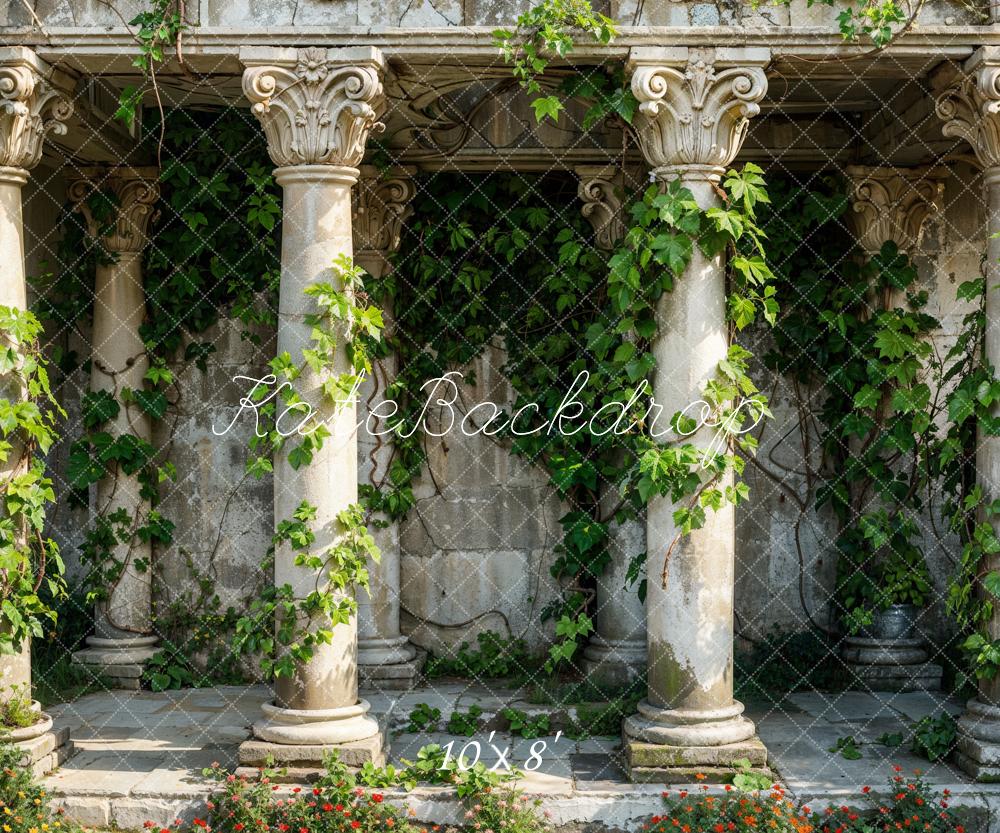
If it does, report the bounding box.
[839,166,944,694]
[576,165,647,688]
[353,164,422,690]
[238,46,387,769]
[69,167,161,691]
[622,47,768,780]
[936,46,1000,780]
[0,46,73,773]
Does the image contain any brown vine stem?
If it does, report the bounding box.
[659,471,721,589]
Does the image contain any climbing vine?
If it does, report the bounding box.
[0,306,65,660]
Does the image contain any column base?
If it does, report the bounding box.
[238,699,386,779]
[360,648,426,691]
[8,709,74,777]
[72,635,159,691]
[581,637,646,689]
[842,637,942,692]
[623,699,765,781]
[954,698,1000,782]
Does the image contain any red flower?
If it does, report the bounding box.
[863,787,871,794]
[194,821,207,829]
[235,826,244,831]
[324,803,334,812]
[373,794,384,804]
[314,788,322,795]
[352,822,362,829]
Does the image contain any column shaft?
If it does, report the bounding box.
[273,166,363,713]
[622,47,768,777]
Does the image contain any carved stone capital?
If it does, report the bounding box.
[0,50,73,174]
[845,166,944,255]
[68,167,160,253]
[576,165,629,251]
[241,46,386,169]
[936,48,1000,170]
[352,165,417,276]
[628,48,767,179]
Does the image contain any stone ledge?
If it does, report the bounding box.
[360,651,427,691]
[19,726,73,777]
[624,736,768,781]
[845,661,943,693]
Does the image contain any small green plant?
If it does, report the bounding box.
[730,757,773,792]
[911,713,957,762]
[0,685,38,730]
[828,735,862,760]
[143,640,199,691]
[876,731,904,748]
[425,631,538,679]
[446,704,483,737]
[398,743,513,797]
[502,707,551,739]
[406,702,442,733]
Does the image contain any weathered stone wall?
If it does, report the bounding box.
[0,0,982,30]
[397,341,566,654]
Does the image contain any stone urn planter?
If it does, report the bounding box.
[841,604,942,692]
[0,699,73,777]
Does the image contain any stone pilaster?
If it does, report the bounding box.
[622,47,769,781]
[69,167,161,691]
[575,165,647,689]
[238,46,387,771]
[353,164,424,690]
[936,46,1000,781]
[0,46,73,773]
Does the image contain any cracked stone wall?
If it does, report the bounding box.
[0,0,982,30]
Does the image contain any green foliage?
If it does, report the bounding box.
[760,177,946,634]
[425,630,538,679]
[501,707,551,739]
[565,688,643,738]
[910,713,957,762]
[493,0,617,124]
[0,742,86,832]
[876,731,903,748]
[397,743,514,797]
[233,500,379,679]
[115,0,185,129]
[828,735,862,760]
[0,684,38,729]
[405,702,442,733]
[446,704,483,737]
[730,758,774,792]
[735,627,846,705]
[0,306,65,656]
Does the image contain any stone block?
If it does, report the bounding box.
[51,795,112,828]
[953,749,1000,783]
[360,653,426,691]
[624,737,768,782]
[845,661,943,693]
[238,727,387,770]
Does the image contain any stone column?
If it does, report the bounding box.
[622,47,768,780]
[238,46,387,770]
[353,164,422,690]
[575,165,647,689]
[0,46,73,773]
[69,167,161,691]
[936,46,1000,780]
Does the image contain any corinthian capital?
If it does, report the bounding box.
[241,46,386,169]
[68,167,160,254]
[628,47,768,179]
[845,166,944,255]
[936,48,1000,170]
[0,48,73,174]
[352,165,416,277]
